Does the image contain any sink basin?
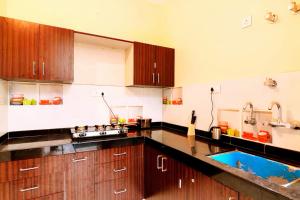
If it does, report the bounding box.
[209,151,300,187]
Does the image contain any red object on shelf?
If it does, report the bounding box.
[39,99,50,105]
[258,130,270,143]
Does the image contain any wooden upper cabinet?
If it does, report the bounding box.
[39,25,74,83]
[0,17,74,83]
[156,46,175,87]
[134,42,156,86]
[0,17,39,80]
[133,42,174,87]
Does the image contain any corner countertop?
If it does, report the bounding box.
[0,127,299,199]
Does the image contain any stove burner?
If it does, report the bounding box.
[71,125,128,139]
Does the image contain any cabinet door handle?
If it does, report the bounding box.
[152,73,155,83]
[228,197,236,200]
[162,157,167,172]
[72,157,88,163]
[113,152,127,157]
[114,188,127,195]
[20,186,39,192]
[32,61,36,76]
[157,73,160,84]
[19,166,39,172]
[178,178,182,189]
[113,167,127,173]
[157,155,163,170]
[42,62,45,76]
[154,62,157,69]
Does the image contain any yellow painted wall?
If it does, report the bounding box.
[163,0,300,86]
[2,0,166,44]
[0,0,6,15]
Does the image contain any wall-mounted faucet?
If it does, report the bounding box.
[268,101,282,124]
[243,102,256,126]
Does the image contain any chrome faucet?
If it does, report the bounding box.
[243,102,256,125]
[268,101,282,124]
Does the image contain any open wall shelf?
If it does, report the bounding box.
[8,82,63,106]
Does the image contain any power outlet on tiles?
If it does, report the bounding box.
[210,84,221,94]
[241,16,252,29]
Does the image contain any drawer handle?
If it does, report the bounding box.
[157,155,163,170]
[228,197,235,200]
[162,157,167,172]
[19,166,39,172]
[114,188,127,195]
[20,186,39,192]
[113,167,127,173]
[72,157,88,163]
[113,152,127,157]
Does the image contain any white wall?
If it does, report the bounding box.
[163,71,300,152]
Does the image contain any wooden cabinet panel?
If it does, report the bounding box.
[0,158,42,183]
[95,178,128,200]
[65,151,95,200]
[211,179,239,200]
[39,25,74,83]
[32,192,64,200]
[95,144,143,165]
[133,42,156,86]
[0,156,64,183]
[0,17,39,80]
[133,42,174,87]
[95,159,128,183]
[0,173,64,200]
[156,46,175,87]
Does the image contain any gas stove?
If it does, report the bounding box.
[71,125,128,139]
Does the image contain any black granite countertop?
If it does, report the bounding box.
[0,127,299,199]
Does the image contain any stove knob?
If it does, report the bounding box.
[79,132,86,137]
[103,131,106,135]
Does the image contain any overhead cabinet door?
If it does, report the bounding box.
[155,46,175,87]
[0,17,39,80]
[39,25,74,83]
[134,42,156,86]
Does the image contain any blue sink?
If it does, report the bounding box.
[209,151,300,187]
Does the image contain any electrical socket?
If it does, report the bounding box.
[241,16,252,29]
[210,84,221,94]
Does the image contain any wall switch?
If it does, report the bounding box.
[241,16,252,29]
[210,84,221,94]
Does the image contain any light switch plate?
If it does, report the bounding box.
[241,16,252,29]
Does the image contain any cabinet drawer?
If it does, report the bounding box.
[0,158,42,183]
[95,144,143,164]
[95,159,128,183]
[95,178,128,200]
[0,155,65,183]
[0,173,64,200]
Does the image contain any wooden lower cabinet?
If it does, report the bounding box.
[145,144,242,200]
[65,151,95,200]
[94,144,144,200]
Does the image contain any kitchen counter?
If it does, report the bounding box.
[0,127,299,199]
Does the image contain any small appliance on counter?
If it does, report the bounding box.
[71,125,128,140]
[137,118,152,129]
[209,126,222,140]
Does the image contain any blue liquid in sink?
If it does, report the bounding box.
[209,151,300,184]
